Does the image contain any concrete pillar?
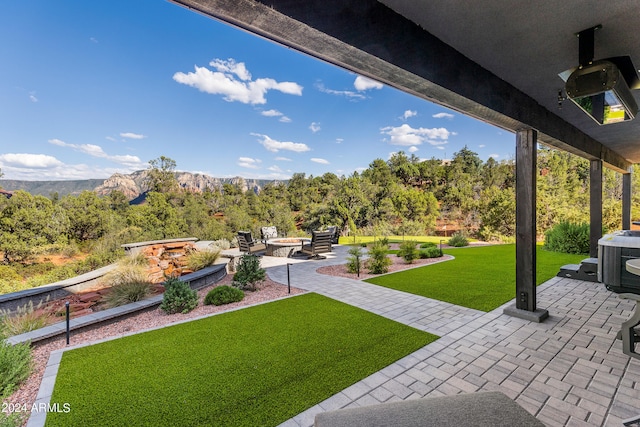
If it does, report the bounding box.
[504,129,548,322]
[590,160,603,257]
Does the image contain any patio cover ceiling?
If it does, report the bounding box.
[171,0,640,173]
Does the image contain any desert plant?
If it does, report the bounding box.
[118,252,149,267]
[186,249,221,271]
[397,240,419,263]
[346,246,364,276]
[0,300,51,336]
[544,221,589,254]
[367,241,392,274]
[102,263,150,288]
[104,282,153,308]
[204,285,244,306]
[448,232,469,247]
[209,239,231,251]
[419,246,442,259]
[160,277,198,314]
[232,255,266,291]
[0,339,32,399]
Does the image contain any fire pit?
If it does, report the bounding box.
[266,238,311,257]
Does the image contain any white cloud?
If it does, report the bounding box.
[237,157,261,169]
[380,124,452,146]
[0,153,63,168]
[402,110,417,120]
[48,138,145,167]
[120,132,146,140]
[173,59,303,105]
[408,146,419,153]
[315,82,366,100]
[275,156,292,161]
[105,136,117,142]
[489,154,500,158]
[279,116,292,123]
[268,165,282,172]
[261,109,282,117]
[29,92,38,103]
[311,158,329,164]
[309,122,321,133]
[336,138,344,144]
[433,112,454,119]
[251,133,310,153]
[354,75,383,91]
[0,153,142,180]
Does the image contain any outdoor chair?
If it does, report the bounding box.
[325,226,340,244]
[260,226,278,242]
[301,230,333,259]
[237,231,266,255]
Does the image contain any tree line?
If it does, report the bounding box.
[0,147,636,266]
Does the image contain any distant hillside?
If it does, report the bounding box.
[0,179,105,197]
[0,171,281,200]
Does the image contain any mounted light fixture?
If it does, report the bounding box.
[566,59,637,124]
[559,25,639,125]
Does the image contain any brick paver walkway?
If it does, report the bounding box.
[269,246,640,427]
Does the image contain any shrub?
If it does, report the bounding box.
[367,241,392,274]
[346,246,364,275]
[397,240,419,264]
[0,340,32,399]
[118,252,148,267]
[419,246,442,259]
[232,255,266,291]
[186,249,221,271]
[209,239,231,251]
[104,282,153,308]
[420,242,437,249]
[160,277,198,314]
[0,411,26,427]
[102,263,150,288]
[204,286,244,306]
[0,301,52,337]
[448,232,469,247]
[544,221,589,254]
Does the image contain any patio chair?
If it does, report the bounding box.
[260,226,278,242]
[301,230,333,259]
[325,226,340,244]
[237,231,266,255]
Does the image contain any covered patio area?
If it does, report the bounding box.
[262,247,640,426]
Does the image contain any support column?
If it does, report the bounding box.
[623,168,632,230]
[504,129,548,322]
[590,160,603,257]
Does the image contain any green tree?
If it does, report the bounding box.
[0,191,68,262]
[145,156,178,194]
[60,191,110,241]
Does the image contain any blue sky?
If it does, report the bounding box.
[0,0,515,181]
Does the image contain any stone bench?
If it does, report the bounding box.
[314,391,544,427]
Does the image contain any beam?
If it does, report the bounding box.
[623,169,632,230]
[590,160,603,257]
[504,129,548,322]
[171,0,631,172]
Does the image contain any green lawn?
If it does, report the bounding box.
[46,293,437,427]
[365,244,585,312]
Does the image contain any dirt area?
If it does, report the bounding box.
[317,253,453,280]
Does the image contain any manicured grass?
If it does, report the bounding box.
[46,293,436,427]
[365,244,585,312]
[339,235,453,245]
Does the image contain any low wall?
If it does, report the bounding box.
[7,264,228,346]
[0,264,118,314]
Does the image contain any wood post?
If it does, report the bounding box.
[590,160,603,257]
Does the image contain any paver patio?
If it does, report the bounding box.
[269,246,640,427]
